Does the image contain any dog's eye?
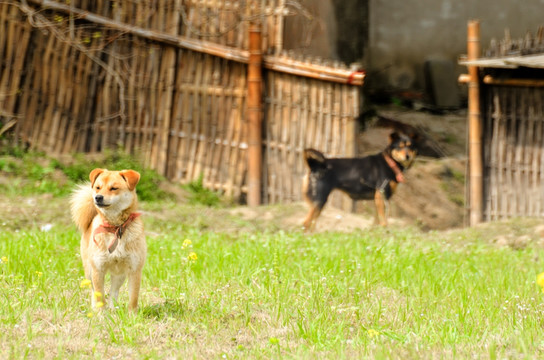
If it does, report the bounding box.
[95,186,101,190]
[110,187,118,191]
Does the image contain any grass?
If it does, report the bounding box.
[0,148,174,201]
[1,204,544,358]
[1,151,544,358]
[183,174,222,207]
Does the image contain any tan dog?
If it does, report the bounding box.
[70,168,146,312]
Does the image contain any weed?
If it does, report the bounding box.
[183,173,221,207]
[450,167,465,183]
[0,152,69,196]
[59,150,173,201]
[0,149,174,201]
[442,133,459,145]
[0,144,31,158]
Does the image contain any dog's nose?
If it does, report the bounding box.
[95,194,104,203]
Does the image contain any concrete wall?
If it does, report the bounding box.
[283,0,544,97]
[283,1,338,59]
[283,0,367,63]
[367,0,544,94]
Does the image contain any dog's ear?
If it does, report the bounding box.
[388,132,400,144]
[409,132,422,145]
[89,168,105,187]
[119,170,141,191]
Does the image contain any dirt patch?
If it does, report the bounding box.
[361,105,467,157]
[0,193,71,231]
[231,203,381,233]
[331,104,469,231]
[389,157,466,230]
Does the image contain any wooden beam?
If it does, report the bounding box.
[264,55,365,85]
[25,0,364,85]
[482,75,544,87]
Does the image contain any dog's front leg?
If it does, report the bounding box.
[374,190,387,226]
[90,265,106,309]
[303,205,319,231]
[109,274,126,309]
[127,269,142,312]
[302,203,324,232]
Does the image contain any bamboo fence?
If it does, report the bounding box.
[482,86,544,220]
[0,0,363,205]
[264,64,358,208]
[461,24,544,221]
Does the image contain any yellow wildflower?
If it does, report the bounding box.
[182,239,192,249]
[367,329,380,338]
[96,301,104,308]
[80,279,92,288]
[537,272,544,288]
[87,312,93,318]
[188,252,198,261]
[1,256,8,263]
[94,291,102,299]
[35,271,43,277]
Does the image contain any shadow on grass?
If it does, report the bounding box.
[141,299,186,319]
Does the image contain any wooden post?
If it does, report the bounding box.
[467,20,483,225]
[247,22,263,206]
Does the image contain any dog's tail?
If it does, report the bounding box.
[303,148,327,171]
[70,183,97,233]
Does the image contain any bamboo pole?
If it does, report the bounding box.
[275,0,285,54]
[482,75,544,87]
[467,20,483,226]
[247,21,262,206]
[157,0,180,175]
[534,93,543,216]
[264,55,365,85]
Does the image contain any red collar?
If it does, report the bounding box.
[93,212,141,253]
[383,153,405,183]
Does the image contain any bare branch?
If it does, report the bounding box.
[11,0,127,124]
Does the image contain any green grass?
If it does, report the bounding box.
[0,149,174,201]
[1,206,544,358]
[183,174,222,207]
[55,150,174,202]
[1,150,543,358]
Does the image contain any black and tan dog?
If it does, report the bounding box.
[302,132,418,230]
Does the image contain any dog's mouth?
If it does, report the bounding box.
[391,149,417,167]
[94,202,111,208]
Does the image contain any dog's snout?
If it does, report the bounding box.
[94,194,104,203]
